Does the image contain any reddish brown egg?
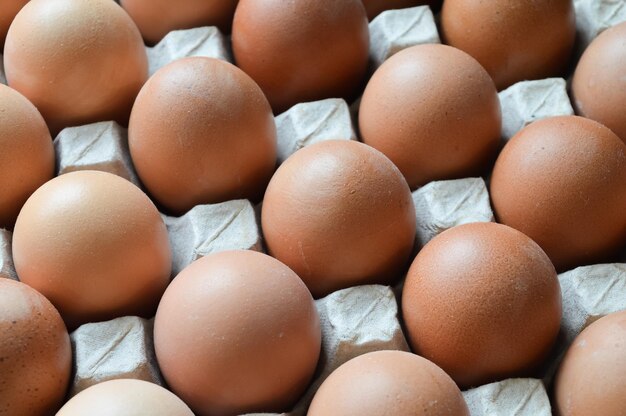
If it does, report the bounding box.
[402,222,561,388]
[0,279,71,415]
[359,44,501,189]
[154,250,321,416]
[0,0,27,47]
[555,310,626,416]
[261,140,416,298]
[362,0,441,20]
[120,0,239,45]
[572,22,626,143]
[4,0,148,133]
[231,0,369,113]
[0,84,54,229]
[308,350,469,416]
[129,57,276,215]
[490,116,626,271]
[12,170,171,329]
[440,0,576,90]
[58,379,194,416]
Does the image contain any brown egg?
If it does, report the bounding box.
[440,0,576,90]
[555,310,626,416]
[402,222,561,388]
[308,350,469,416]
[12,170,171,329]
[261,140,416,298]
[572,22,626,143]
[57,379,194,416]
[0,279,71,415]
[120,0,238,45]
[359,44,501,189]
[4,0,148,133]
[231,0,369,113]
[154,250,321,416]
[0,0,27,48]
[490,116,626,272]
[0,84,54,229]
[129,57,276,215]
[362,0,442,20]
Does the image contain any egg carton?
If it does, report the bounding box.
[69,316,163,397]
[0,229,17,280]
[4,3,626,415]
[0,55,6,85]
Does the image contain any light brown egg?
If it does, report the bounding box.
[490,116,626,272]
[308,350,469,416]
[120,0,239,45]
[0,84,54,229]
[129,57,276,215]
[555,310,626,416]
[12,170,171,329]
[57,379,194,416]
[402,222,561,388]
[0,279,71,415]
[359,44,501,189]
[154,250,321,416]
[362,0,441,20]
[572,22,626,143]
[231,0,369,113]
[261,140,416,298]
[0,0,27,48]
[440,0,576,90]
[4,0,148,133]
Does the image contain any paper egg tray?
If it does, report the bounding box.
[2,1,626,415]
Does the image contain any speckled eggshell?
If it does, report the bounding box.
[57,379,194,416]
[4,0,148,133]
[231,0,369,113]
[555,310,626,416]
[572,21,626,144]
[261,140,416,298]
[362,0,441,20]
[12,170,172,329]
[120,0,239,45]
[359,44,501,189]
[490,115,626,272]
[0,0,27,47]
[402,222,561,388]
[154,250,321,416]
[129,57,277,215]
[440,0,576,90]
[308,350,469,416]
[0,279,71,415]
[0,84,54,229]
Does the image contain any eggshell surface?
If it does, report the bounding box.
[555,310,626,416]
[261,140,416,298]
[120,0,239,44]
[359,44,501,189]
[572,21,626,143]
[4,0,148,133]
[402,222,561,388]
[129,57,276,215]
[232,0,369,113]
[12,170,171,329]
[490,116,626,271]
[0,0,27,47]
[57,379,194,416]
[0,84,54,229]
[308,350,470,416]
[0,279,71,416]
[441,0,576,90]
[154,250,321,416]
